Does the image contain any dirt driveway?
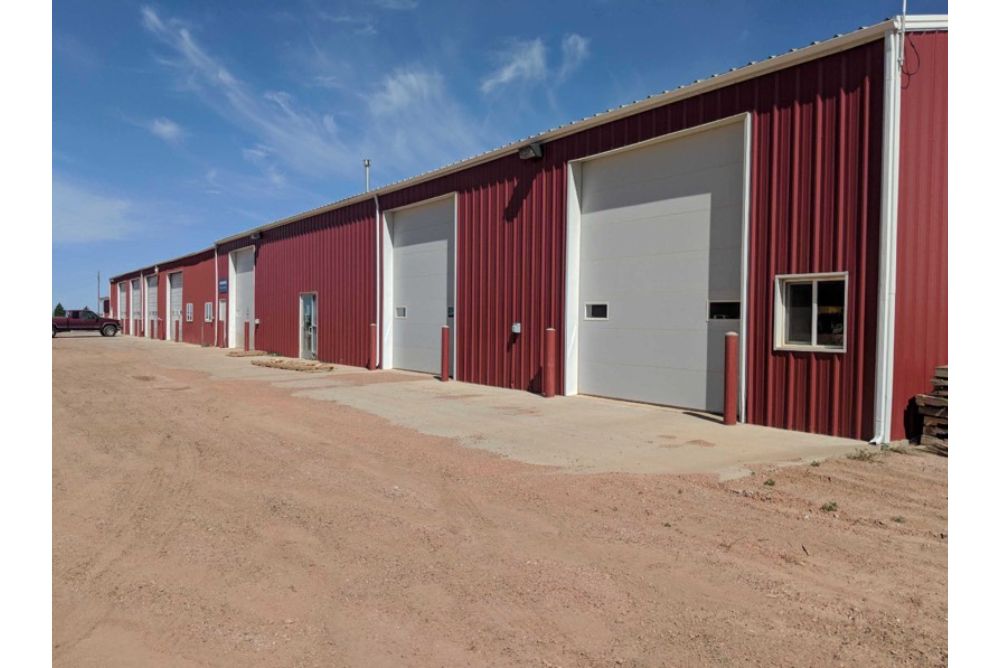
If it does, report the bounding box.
[53,336,947,666]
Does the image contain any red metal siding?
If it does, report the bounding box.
[891,31,948,440]
[371,40,883,438]
[253,202,376,365]
[159,250,217,346]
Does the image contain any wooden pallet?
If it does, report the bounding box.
[917,365,947,456]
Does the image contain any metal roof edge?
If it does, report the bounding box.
[109,246,215,283]
[215,17,908,246]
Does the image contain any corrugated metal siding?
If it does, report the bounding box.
[253,201,376,365]
[372,40,883,437]
[159,250,216,346]
[891,31,948,440]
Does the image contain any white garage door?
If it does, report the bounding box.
[388,197,454,375]
[145,274,158,338]
[578,121,745,412]
[131,280,141,334]
[168,272,183,341]
[231,249,255,349]
[118,283,127,323]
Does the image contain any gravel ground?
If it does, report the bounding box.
[53,336,948,666]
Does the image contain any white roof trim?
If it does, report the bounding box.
[173,15,948,249]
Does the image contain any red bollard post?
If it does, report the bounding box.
[368,323,378,370]
[724,331,739,426]
[542,327,557,398]
[440,326,450,381]
[244,321,250,352]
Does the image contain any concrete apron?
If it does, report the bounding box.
[138,337,865,479]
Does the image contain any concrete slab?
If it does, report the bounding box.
[128,336,865,478]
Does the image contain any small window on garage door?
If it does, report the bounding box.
[585,303,608,320]
[774,273,847,352]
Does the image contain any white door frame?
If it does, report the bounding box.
[563,113,752,420]
[380,192,458,374]
[298,291,318,359]
[227,247,255,349]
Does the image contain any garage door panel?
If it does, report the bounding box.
[580,326,709,370]
[708,246,742,300]
[578,121,744,412]
[588,293,707,332]
[583,209,711,258]
[584,253,710,295]
[583,361,709,408]
[584,164,743,214]
[584,128,745,190]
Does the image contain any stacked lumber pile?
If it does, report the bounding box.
[916,366,948,456]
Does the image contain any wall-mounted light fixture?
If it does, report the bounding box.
[518,142,543,160]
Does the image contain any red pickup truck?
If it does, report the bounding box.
[53,309,121,337]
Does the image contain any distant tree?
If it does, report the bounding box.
[53,303,65,317]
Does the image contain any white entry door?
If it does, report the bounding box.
[300,293,317,360]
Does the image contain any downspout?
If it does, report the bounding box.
[373,192,381,368]
[872,17,903,443]
[213,247,219,347]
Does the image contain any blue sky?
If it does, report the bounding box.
[52,0,947,309]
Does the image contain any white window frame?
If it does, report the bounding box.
[773,272,848,353]
[185,302,194,323]
[204,302,213,323]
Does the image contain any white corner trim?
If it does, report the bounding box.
[872,24,903,443]
[563,161,582,396]
[738,113,752,423]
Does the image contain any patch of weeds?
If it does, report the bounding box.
[764,479,776,487]
[820,501,839,513]
[663,522,672,528]
[846,448,879,462]
[809,460,821,467]
[891,516,905,523]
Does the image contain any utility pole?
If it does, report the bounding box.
[97,271,100,310]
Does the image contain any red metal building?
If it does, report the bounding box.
[110,15,947,442]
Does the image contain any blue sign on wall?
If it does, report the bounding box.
[219,279,228,293]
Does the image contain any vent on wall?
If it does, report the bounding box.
[395,306,407,318]
[585,303,609,320]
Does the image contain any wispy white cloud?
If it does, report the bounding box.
[372,0,418,9]
[148,116,184,143]
[53,176,139,243]
[366,67,485,175]
[557,33,590,81]
[480,38,546,93]
[480,34,590,94]
[141,6,490,185]
[317,12,377,36]
[370,68,443,115]
[141,6,351,177]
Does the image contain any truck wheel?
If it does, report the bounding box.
[101,325,117,337]
[52,326,57,338]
